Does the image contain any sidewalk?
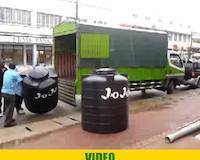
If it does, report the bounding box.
[0,100,81,148]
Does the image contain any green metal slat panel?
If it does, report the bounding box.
[80,33,109,58]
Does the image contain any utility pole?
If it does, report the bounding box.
[59,0,111,21]
[75,0,78,23]
[75,0,79,76]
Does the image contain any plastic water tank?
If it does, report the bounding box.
[82,68,129,133]
[23,66,58,114]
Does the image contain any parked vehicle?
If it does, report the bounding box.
[182,54,200,88]
[53,22,198,106]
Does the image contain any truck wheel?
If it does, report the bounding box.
[141,89,146,95]
[197,79,200,88]
[184,62,193,80]
[167,81,175,94]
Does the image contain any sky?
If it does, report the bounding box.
[80,0,200,31]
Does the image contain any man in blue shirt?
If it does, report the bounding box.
[0,61,7,117]
[1,63,22,127]
[14,80,25,115]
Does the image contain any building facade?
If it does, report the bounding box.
[0,0,76,66]
[118,12,194,52]
[0,7,56,66]
[0,0,113,66]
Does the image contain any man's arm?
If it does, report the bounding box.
[14,72,23,83]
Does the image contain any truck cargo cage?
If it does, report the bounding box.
[58,78,76,106]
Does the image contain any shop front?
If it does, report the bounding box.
[0,34,53,66]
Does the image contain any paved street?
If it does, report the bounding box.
[1,86,200,149]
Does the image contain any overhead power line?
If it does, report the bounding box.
[59,0,112,11]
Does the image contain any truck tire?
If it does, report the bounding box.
[167,80,175,94]
[197,79,200,88]
[184,62,193,80]
[141,89,146,95]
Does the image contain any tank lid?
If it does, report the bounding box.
[95,68,116,75]
[28,67,49,80]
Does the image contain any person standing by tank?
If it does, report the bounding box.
[14,78,25,115]
[0,61,7,117]
[1,63,22,127]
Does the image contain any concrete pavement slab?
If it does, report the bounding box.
[52,116,80,126]
[0,100,81,148]
[67,112,81,122]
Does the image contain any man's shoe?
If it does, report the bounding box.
[0,112,3,117]
[11,119,16,123]
[17,108,25,115]
[4,121,17,128]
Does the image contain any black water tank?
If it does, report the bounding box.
[82,68,129,133]
[23,66,58,114]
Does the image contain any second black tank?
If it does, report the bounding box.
[23,66,58,114]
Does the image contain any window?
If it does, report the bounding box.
[37,45,52,65]
[132,13,138,18]
[0,44,23,65]
[174,33,177,41]
[152,25,156,29]
[26,45,33,65]
[183,35,186,42]
[189,35,191,42]
[5,8,12,23]
[158,19,162,23]
[37,12,61,28]
[13,45,23,64]
[186,35,191,42]
[65,16,88,23]
[0,7,31,25]
[178,34,182,42]
[0,8,4,22]
[66,16,76,22]
[170,54,183,68]
[168,32,172,41]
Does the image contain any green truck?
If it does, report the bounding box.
[53,22,193,106]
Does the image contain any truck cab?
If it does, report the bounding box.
[163,51,184,94]
[168,51,200,90]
